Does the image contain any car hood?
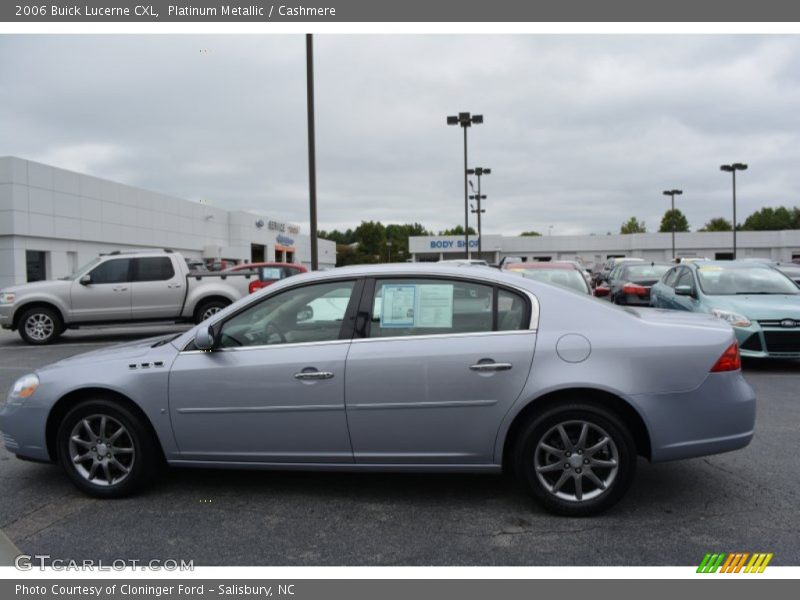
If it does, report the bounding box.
[37,334,177,372]
[706,295,800,319]
[1,279,72,295]
[625,306,733,330]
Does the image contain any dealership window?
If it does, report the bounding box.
[25,250,47,282]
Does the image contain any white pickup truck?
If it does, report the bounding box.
[0,250,258,344]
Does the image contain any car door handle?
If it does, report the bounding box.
[294,371,335,380]
[168,283,182,289]
[112,286,128,292]
[469,362,513,372]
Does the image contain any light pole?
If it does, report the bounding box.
[386,240,393,263]
[662,189,683,260]
[720,163,747,259]
[467,167,490,257]
[305,34,319,271]
[447,112,483,258]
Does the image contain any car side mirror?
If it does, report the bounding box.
[79,274,92,285]
[297,305,314,322]
[594,286,610,297]
[675,285,695,297]
[194,325,216,351]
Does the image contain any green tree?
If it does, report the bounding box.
[353,221,387,257]
[438,225,477,236]
[740,206,800,231]
[620,216,647,234]
[659,209,690,233]
[519,231,542,237]
[699,217,733,232]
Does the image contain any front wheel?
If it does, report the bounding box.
[56,399,161,498]
[514,402,637,516]
[18,306,63,345]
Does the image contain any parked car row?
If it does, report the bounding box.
[0,250,309,345]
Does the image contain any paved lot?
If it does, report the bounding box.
[0,326,798,566]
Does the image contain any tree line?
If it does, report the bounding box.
[619,205,800,234]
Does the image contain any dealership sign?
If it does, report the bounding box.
[429,238,480,249]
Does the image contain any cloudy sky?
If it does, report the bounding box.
[2,34,799,236]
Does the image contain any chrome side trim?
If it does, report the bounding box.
[179,338,351,355]
[176,404,343,414]
[350,329,536,344]
[167,460,502,473]
[348,399,497,410]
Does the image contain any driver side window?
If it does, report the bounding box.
[218,280,356,348]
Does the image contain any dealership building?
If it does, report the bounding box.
[409,230,800,265]
[0,156,336,288]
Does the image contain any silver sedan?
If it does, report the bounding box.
[0,264,755,516]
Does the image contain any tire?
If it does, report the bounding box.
[194,299,230,324]
[18,306,63,345]
[56,399,161,498]
[514,401,637,516]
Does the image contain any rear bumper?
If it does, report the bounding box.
[631,370,756,462]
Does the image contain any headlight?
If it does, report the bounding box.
[7,373,39,402]
[711,309,752,328]
[0,292,15,305]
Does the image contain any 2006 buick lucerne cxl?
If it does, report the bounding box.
[0,264,755,516]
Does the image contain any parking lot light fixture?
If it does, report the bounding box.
[662,189,683,260]
[720,163,748,259]
[447,112,484,258]
[467,167,491,256]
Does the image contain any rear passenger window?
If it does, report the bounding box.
[370,279,493,338]
[134,257,175,282]
[368,279,529,338]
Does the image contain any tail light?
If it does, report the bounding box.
[248,281,261,294]
[710,342,741,372]
[622,283,648,296]
[594,286,610,297]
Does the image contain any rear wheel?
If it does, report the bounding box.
[514,401,637,516]
[18,306,63,345]
[194,299,230,324]
[56,399,161,498]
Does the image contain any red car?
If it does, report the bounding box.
[224,262,308,294]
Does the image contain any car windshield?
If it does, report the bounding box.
[67,257,102,280]
[515,269,589,294]
[625,264,671,279]
[696,265,800,295]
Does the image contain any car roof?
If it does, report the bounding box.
[686,260,774,270]
[505,262,576,270]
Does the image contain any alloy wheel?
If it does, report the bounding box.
[68,414,136,487]
[24,313,54,341]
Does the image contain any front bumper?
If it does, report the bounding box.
[0,394,51,462]
[734,323,800,359]
[632,370,756,462]
[0,304,13,329]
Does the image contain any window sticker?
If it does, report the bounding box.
[416,284,454,328]
[380,284,417,327]
[379,283,455,329]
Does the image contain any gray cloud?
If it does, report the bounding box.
[1,34,799,236]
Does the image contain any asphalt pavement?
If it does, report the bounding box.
[0,325,798,566]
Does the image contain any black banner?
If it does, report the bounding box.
[3,0,800,22]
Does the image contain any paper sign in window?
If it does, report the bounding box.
[416,284,454,328]
[380,284,416,327]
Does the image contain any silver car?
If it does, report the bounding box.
[0,264,756,516]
